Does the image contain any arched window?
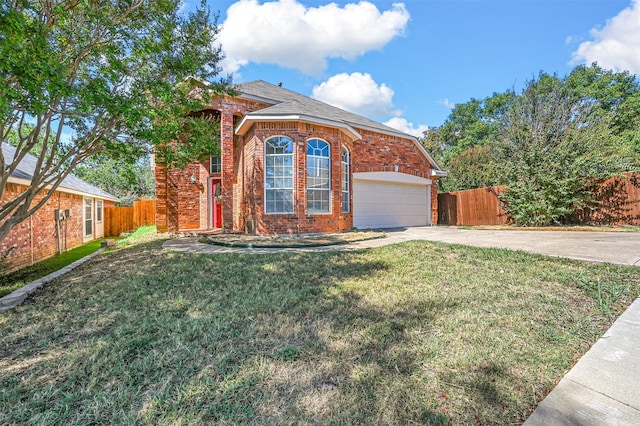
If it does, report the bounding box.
[306,139,330,213]
[341,146,350,213]
[265,136,294,214]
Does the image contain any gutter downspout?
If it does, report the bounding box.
[56,193,62,254]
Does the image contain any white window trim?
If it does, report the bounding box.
[341,146,350,213]
[210,155,222,175]
[306,138,331,215]
[264,135,295,215]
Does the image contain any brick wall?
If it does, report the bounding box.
[352,130,433,179]
[155,164,168,232]
[431,184,439,224]
[243,122,354,234]
[0,183,86,272]
[173,163,208,230]
[220,112,235,230]
[242,136,258,233]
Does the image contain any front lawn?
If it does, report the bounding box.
[0,234,638,424]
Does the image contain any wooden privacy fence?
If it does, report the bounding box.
[104,199,156,237]
[438,186,508,226]
[573,173,640,225]
[438,173,640,226]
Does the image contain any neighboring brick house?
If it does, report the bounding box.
[0,143,118,272]
[155,80,446,234]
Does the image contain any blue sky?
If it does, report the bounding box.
[199,0,640,136]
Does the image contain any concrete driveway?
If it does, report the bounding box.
[393,227,640,266]
[165,226,640,267]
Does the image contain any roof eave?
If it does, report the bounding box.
[235,114,362,141]
[6,176,120,202]
[412,137,445,172]
[236,92,279,106]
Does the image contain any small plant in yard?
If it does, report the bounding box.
[272,345,305,361]
[0,236,638,424]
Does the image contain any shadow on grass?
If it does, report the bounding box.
[1,238,636,424]
[0,239,454,424]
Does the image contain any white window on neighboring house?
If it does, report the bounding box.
[84,198,93,239]
[265,136,294,214]
[96,200,103,222]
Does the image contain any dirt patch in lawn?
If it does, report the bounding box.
[198,230,386,248]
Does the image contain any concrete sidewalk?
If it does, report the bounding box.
[525,297,640,425]
[164,226,640,424]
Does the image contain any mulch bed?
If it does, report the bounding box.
[198,230,386,248]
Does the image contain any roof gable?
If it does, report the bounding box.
[237,80,411,138]
[234,80,444,172]
[2,143,119,201]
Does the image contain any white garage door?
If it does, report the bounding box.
[353,180,431,229]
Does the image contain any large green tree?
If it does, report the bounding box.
[428,64,639,224]
[424,91,513,191]
[430,64,640,196]
[0,0,230,243]
[74,153,155,206]
[495,74,632,226]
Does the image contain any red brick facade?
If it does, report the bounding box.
[155,87,441,234]
[0,183,115,272]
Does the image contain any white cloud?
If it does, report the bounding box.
[571,0,640,73]
[219,0,409,75]
[312,72,428,136]
[311,72,399,118]
[438,98,456,109]
[384,117,429,138]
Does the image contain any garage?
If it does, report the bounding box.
[353,172,432,229]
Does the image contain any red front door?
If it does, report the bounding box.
[212,179,222,228]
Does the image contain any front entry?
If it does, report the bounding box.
[211,179,222,228]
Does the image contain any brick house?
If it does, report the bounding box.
[155,80,446,234]
[1,143,118,272]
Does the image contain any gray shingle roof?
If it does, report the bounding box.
[235,80,443,172]
[236,80,412,138]
[2,143,119,201]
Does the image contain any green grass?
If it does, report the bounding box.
[0,240,104,297]
[0,232,638,425]
[113,225,158,248]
